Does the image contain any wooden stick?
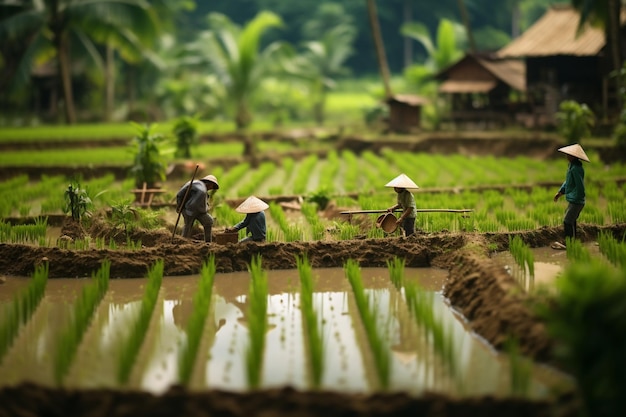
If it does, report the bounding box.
[340,209,473,215]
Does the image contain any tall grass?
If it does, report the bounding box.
[344,259,390,389]
[178,255,216,385]
[296,254,325,388]
[117,259,163,384]
[0,262,48,363]
[246,255,268,389]
[54,260,110,385]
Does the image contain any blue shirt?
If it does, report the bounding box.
[234,211,266,241]
[559,159,585,205]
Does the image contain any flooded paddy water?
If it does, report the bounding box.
[0,266,571,399]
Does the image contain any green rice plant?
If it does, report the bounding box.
[296,254,325,388]
[246,255,268,389]
[608,200,626,224]
[179,255,216,385]
[386,256,405,290]
[0,217,48,244]
[344,259,390,389]
[214,203,241,228]
[404,280,458,382]
[292,154,318,195]
[0,261,48,363]
[508,235,535,291]
[301,203,325,241]
[124,238,142,251]
[236,161,276,197]
[117,259,163,384]
[565,237,592,263]
[337,222,360,240]
[341,150,360,192]
[597,231,626,270]
[504,336,532,397]
[216,163,250,195]
[535,261,626,417]
[54,260,110,385]
[318,150,339,194]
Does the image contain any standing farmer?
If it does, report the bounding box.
[385,173,419,237]
[552,144,589,250]
[176,174,219,242]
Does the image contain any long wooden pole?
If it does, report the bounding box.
[340,209,473,214]
[172,165,199,241]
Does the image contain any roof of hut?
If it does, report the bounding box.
[497,4,607,58]
[437,54,526,93]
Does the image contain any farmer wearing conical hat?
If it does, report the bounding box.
[385,174,419,237]
[552,144,589,250]
[225,196,269,243]
[176,174,219,242]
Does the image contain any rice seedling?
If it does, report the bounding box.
[301,203,325,241]
[54,260,110,385]
[292,154,318,195]
[236,161,276,197]
[508,235,535,291]
[246,255,268,389]
[117,259,164,384]
[318,150,339,194]
[0,261,48,363]
[344,259,391,390]
[597,231,626,270]
[565,237,592,263]
[296,254,325,388]
[179,255,216,385]
[386,256,405,290]
[0,217,48,244]
[608,200,626,224]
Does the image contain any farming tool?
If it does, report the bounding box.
[341,208,474,234]
[172,164,199,241]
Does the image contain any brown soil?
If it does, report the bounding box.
[2,215,625,416]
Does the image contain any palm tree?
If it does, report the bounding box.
[185,11,286,130]
[0,0,158,124]
[295,25,355,125]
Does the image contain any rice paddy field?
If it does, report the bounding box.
[1,130,625,417]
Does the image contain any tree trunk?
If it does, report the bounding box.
[403,0,413,67]
[608,0,622,117]
[457,0,476,53]
[55,33,77,124]
[366,0,392,99]
[105,43,115,122]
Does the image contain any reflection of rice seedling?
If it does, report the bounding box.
[179,255,216,385]
[54,260,110,385]
[404,281,458,382]
[118,259,163,384]
[246,255,268,389]
[296,254,325,388]
[505,336,532,397]
[0,262,48,362]
[345,259,390,389]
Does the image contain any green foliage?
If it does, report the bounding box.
[173,116,199,158]
[555,100,595,144]
[307,186,331,210]
[129,122,168,188]
[536,262,626,417]
[63,181,93,222]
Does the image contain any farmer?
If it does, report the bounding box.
[551,143,589,250]
[176,174,219,242]
[385,173,419,237]
[225,195,268,243]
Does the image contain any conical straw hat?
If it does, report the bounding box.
[557,144,590,162]
[385,173,419,190]
[200,174,220,189]
[236,196,269,214]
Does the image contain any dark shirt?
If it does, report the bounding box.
[176,180,210,216]
[559,159,585,205]
[234,211,266,241]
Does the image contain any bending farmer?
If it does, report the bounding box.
[225,196,268,242]
[176,174,219,242]
[385,173,419,237]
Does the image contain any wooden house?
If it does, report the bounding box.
[497,4,624,127]
[436,53,526,128]
[385,94,428,133]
